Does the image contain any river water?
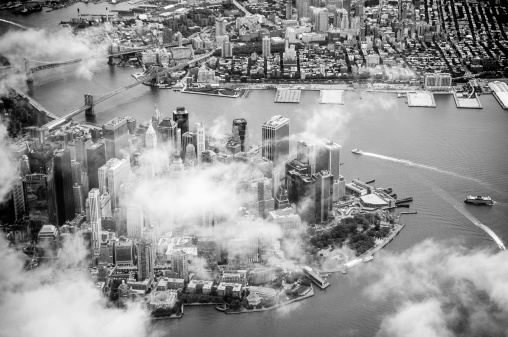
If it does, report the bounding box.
[1,6,508,336]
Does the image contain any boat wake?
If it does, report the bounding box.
[0,18,29,30]
[362,152,484,185]
[425,179,506,250]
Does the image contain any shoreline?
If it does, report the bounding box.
[216,286,315,315]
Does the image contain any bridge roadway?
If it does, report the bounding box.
[231,0,251,15]
[44,49,217,130]
[10,87,61,120]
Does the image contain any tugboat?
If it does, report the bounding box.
[351,149,363,155]
[464,195,494,205]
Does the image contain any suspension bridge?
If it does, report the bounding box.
[40,49,217,130]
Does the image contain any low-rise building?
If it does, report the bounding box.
[186,279,214,294]
[217,282,243,298]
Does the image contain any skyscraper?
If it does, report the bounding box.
[286,0,292,19]
[184,144,196,166]
[102,117,129,161]
[262,115,290,168]
[169,250,188,279]
[127,204,143,239]
[232,119,249,152]
[103,158,130,210]
[315,139,341,181]
[158,117,178,145]
[136,240,154,283]
[75,136,92,169]
[313,7,329,33]
[262,36,271,58]
[297,140,316,174]
[182,131,197,158]
[145,122,157,150]
[195,122,205,165]
[73,183,85,213]
[88,188,102,257]
[54,148,75,226]
[86,143,106,190]
[173,107,189,141]
[23,173,57,227]
[315,170,333,223]
[215,17,227,36]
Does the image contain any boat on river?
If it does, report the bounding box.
[351,149,363,154]
[464,195,493,205]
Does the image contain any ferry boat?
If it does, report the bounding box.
[362,256,373,262]
[464,195,493,205]
[351,149,363,155]
[302,266,330,289]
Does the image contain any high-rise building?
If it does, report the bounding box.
[315,140,341,180]
[127,204,143,239]
[73,183,85,213]
[182,131,197,159]
[286,0,292,19]
[215,17,227,36]
[71,160,82,186]
[158,117,178,145]
[86,143,106,190]
[297,0,310,18]
[152,104,161,132]
[195,122,205,165]
[262,115,290,168]
[102,117,129,161]
[101,158,130,210]
[315,170,333,223]
[115,239,134,266]
[23,173,57,226]
[312,7,329,33]
[145,122,157,149]
[221,41,233,58]
[297,141,316,174]
[232,119,249,152]
[245,171,274,218]
[88,188,102,257]
[262,36,271,58]
[37,225,60,258]
[136,240,154,283]
[274,185,290,209]
[54,148,74,226]
[173,107,189,140]
[20,155,30,177]
[184,144,196,166]
[169,250,188,279]
[75,136,92,169]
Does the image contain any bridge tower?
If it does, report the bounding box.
[84,94,95,116]
[24,58,33,83]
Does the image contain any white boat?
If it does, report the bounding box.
[362,256,373,262]
[351,149,363,154]
[464,195,493,205]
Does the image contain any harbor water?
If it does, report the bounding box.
[1,7,508,336]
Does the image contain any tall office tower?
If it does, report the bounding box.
[169,155,185,179]
[247,173,275,218]
[313,7,329,33]
[145,122,157,150]
[100,192,112,218]
[54,148,75,226]
[232,119,249,152]
[158,117,178,145]
[315,170,333,223]
[182,131,197,158]
[173,107,189,141]
[195,122,205,165]
[175,129,182,156]
[24,173,58,227]
[20,155,30,177]
[152,104,161,132]
[169,250,188,279]
[101,158,130,210]
[5,178,26,223]
[262,115,290,168]
[71,160,82,186]
[286,0,292,19]
[297,140,316,174]
[127,204,144,239]
[262,36,271,58]
[221,41,233,58]
[75,136,92,169]
[185,144,196,166]
[136,240,154,282]
[275,185,291,210]
[88,188,102,257]
[37,225,60,258]
[297,0,309,18]
[315,139,341,181]
[344,0,350,13]
[86,142,106,190]
[286,171,316,224]
[102,117,129,161]
[215,17,227,36]
[73,183,85,213]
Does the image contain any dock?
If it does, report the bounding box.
[395,197,413,204]
[274,88,301,103]
[318,89,344,104]
[453,92,482,109]
[407,92,436,107]
[400,211,417,215]
[366,179,375,184]
[302,266,330,289]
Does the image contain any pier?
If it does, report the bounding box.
[407,92,436,107]
[453,92,482,109]
[318,89,344,104]
[274,89,301,103]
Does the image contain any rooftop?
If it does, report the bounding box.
[263,115,290,127]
